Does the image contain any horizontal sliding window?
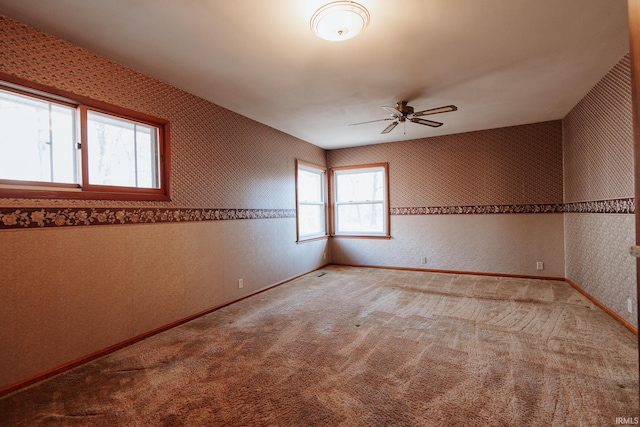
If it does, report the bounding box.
[0,77,170,201]
[0,89,77,184]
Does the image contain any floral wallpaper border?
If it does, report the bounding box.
[563,198,634,214]
[391,198,634,216]
[0,207,296,229]
[391,203,564,215]
[0,198,634,229]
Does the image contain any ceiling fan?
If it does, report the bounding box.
[349,101,457,134]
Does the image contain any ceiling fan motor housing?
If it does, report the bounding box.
[396,101,413,116]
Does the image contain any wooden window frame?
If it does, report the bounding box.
[330,162,390,239]
[0,73,171,201]
[295,159,329,242]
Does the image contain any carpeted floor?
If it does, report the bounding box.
[0,266,638,426]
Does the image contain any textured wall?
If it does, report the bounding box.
[564,214,636,323]
[0,15,327,389]
[328,122,562,207]
[0,16,325,209]
[1,220,328,389]
[562,53,636,328]
[328,121,565,277]
[563,54,633,203]
[328,121,563,207]
[333,214,564,277]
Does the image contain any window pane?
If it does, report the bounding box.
[87,111,159,188]
[0,89,76,183]
[298,168,322,202]
[337,203,384,234]
[336,170,383,203]
[299,204,324,236]
[297,163,326,239]
[134,126,156,188]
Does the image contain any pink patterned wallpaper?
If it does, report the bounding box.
[0,15,325,212]
[563,53,634,202]
[562,52,636,327]
[328,121,564,208]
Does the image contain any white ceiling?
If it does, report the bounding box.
[0,0,630,149]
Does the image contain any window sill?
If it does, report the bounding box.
[0,187,171,202]
[297,234,330,244]
[331,234,391,240]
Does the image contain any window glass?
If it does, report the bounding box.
[298,168,322,203]
[336,169,384,203]
[0,89,76,183]
[0,80,169,200]
[87,110,159,188]
[336,203,384,234]
[333,164,388,236]
[296,162,327,240]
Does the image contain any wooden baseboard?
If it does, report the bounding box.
[0,264,330,397]
[2,263,635,396]
[565,279,638,335]
[332,263,638,335]
[331,263,566,282]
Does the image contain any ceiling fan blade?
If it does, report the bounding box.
[381,121,399,134]
[410,117,443,127]
[381,106,402,116]
[413,105,458,117]
[349,117,395,126]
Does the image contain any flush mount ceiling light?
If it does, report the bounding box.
[310,1,370,42]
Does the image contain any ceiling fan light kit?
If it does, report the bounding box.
[310,1,370,41]
[350,101,458,134]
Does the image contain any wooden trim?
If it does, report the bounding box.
[384,163,391,236]
[331,234,392,240]
[0,72,172,201]
[628,0,640,393]
[79,105,90,193]
[329,162,389,172]
[332,263,564,281]
[0,180,79,189]
[295,159,328,242]
[628,0,640,354]
[566,279,638,335]
[329,162,390,237]
[1,262,634,397]
[296,235,330,244]
[0,188,171,201]
[333,263,638,334]
[630,1,640,242]
[0,264,330,397]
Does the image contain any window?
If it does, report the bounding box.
[0,77,170,200]
[85,110,159,189]
[332,163,389,237]
[0,89,77,184]
[296,160,327,241]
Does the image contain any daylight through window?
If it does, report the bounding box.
[0,80,169,200]
[296,160,327,241]
[0,89,77,184]
[332,163,389,237]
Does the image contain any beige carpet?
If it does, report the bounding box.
[0,266,638,426]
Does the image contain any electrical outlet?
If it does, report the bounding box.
[421,256,427,265]
[323,252,326,260]
[238,279,243,289]
[628,297,633,314]
[536,262,544,270]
